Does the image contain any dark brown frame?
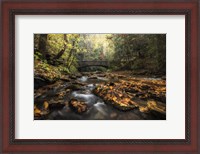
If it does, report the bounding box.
[0,0,199,153]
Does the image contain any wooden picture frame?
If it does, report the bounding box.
[1,0,199,153]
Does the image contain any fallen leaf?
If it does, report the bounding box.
[43,101,49,110]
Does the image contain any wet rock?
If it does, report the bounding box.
[69,75,77,79]
[80,90,92,94]
[135,92,145,97]
[67,84,82,91]
[117,75,126,78]
[161,76,166,80]
[150,110,166,120]
[125,88,138,93]
[60,76,71,82]
[34,76,51,89]
[141,85,150,90]
[69,99,87,114]
[56,91,67,99]
[149,93,166,103]
[72,81,87,86]
[132,70,147,75]
[88,76,98,79]
[49,103,65,110]
[98,74,106,77]
[95,71,102,74]
[110,74,118,80]
[81,72,91,76]
[109,82,115,86]
[75,73,82,78]
[111,103,137,111]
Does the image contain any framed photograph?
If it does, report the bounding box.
[1,0,199,153]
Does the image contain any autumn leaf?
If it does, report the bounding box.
[34,105,41,116]
[43,101,49,110]
[139,106,149,113]
[112,96,117,101]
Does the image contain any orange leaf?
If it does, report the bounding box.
[43,101,49,110]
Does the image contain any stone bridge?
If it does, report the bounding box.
[77,60,110,69]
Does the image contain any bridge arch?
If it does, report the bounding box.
[77,60,110,69]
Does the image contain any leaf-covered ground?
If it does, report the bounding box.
[93,76,166,114]
[34,60,62,82]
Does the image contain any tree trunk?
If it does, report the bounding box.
[66,40,75,67]
[38,34,48,57]
[68,56,75,69]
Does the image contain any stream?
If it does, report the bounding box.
[34,72,166,120]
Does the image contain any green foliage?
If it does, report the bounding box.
[48,34,66,55]
[34,51,43,60]
[107,34,166,74]
[58,66,70,74]
[69,65,77,73]
[36,61,50,72]
[34,54,40,60]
